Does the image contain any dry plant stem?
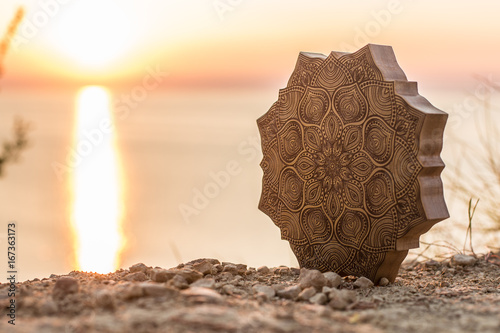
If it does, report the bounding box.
[463,198,479,256]
[0,7,24,78]
[0,8,31,177]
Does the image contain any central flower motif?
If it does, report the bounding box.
[313,141,350,193]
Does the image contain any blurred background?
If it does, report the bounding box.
[0,0,499,282]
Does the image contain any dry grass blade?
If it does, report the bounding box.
[463,198,479,256]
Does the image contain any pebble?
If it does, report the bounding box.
[95,289,116,310]
[186,258,220,266]
[191,278,216,289]
[129,263,148,273]
[124,272,148,282]
[257,266,270,274]
[223,264,239,275]
[52,276,79,299]
[236,264,248,275]
[328,289,357,310]
[151,269,175,283]
[353,277,374,289]
[298,287,317,301]
[182,287,223,304]
[39,299,58,316]
[424,260,441,268]
[451,254,477,266]
[122,283,144,299]
[175,269,203,284]
[192,261,215,276]
[323,272,342,288]
[168,275,189,289]
[252,284,276,300]
[222,284,236,295]
[140,283,179,298]
[299,268,328,291]
[275,266,290,275]
[322,286,333,294]
[309,293,328,305]
[277,285,302,300]
[379,277,390,287]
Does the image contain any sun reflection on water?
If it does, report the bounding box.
[71,86,124,273]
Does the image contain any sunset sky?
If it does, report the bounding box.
[1,0,500,90]
[1,0,500,280]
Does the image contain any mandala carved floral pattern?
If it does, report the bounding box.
[257,44,449,283]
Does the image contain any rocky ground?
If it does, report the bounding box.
[1,253,499,333]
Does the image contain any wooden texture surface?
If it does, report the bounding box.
[257,44,448,283]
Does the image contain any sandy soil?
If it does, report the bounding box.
[1,253,499,333]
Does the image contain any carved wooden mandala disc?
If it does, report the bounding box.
[257,44,449,283]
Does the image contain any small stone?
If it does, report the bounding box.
[275,266,290,275]
[298,268,328,291]
[252,284,275,300]
[322,286,333,294]
[168,275,189,289]
[231,275,243,282]
[309,293,328,305]
[290,268,301,275]
[193,261,215,276]
[191,278,216,289]
[141,283,179,297]
[223,264,238,275]
[257,266,270,274]
[214,264,224,273]
[124,272,148,282]
[298,287,317,301]
[236,264,248,275]
[323,272,342,288]
[176,269,203,284]
[277,285,302,300]
[95,290,115,310]
[122,284,144,299]
[353,277,374,289]
[328,289,357,310]
[221,284,236,295]
[39,300,58,316]
[182,287,223,303]
[424,260,440,268]
[129,263,148,273]
[185,258,220,266]
[378,277,390,287]
[52,277,79,299]
[151,269,175,283]
[451,254,477,266]
[272,284,286,292]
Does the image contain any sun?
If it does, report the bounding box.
[51,0,132,69]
